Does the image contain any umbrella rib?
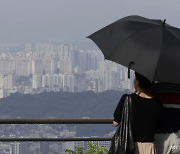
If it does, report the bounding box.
[166,29,180,44]
[133,28,163,81]
[153,28,179,82]
[151,36,164,82]
[106,26,161,59]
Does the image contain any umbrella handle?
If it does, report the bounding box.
[163,19,166,27]
[128,62,135,79]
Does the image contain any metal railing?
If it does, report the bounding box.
[0,118,113,142]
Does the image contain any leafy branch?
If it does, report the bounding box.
[65,142,108,154]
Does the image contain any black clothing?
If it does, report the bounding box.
[161,108,180,133]
[114,93,162,142]
[153,82,180,133]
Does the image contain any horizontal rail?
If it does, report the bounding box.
[0,137,112,142]
[0,119,113,142]
[0,118,113,124]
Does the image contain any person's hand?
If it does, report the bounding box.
[113,121,119,127]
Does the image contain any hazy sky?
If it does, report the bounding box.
[0,0,180,44]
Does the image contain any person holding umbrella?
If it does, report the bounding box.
[88,15,180,153]
[113,72,162,154]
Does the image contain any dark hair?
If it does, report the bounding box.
[135,72,152,90]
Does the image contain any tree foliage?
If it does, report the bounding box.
[0,90,126,119]
[65,142,108,154]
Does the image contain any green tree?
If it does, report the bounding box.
[65,142,108,154]
[65,146,84,154]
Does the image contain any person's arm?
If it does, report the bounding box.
[113,94,126,126]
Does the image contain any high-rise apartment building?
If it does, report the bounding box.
[43,58,58,74]
[62,74,75,92]
[19,142,30,154]
[0,60,15,75]
[32,75,42,89]
[40,142,49,154]
[58,57,73,74]
[32,59,43,75]
[0,89,9,98]
[0,143,12,154]
[0,74,15,89]
[10,143,20,154]
[15,60,32,77]
[42,74,64,90]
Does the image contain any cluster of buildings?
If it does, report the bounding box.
[0,140,111,154]
[0,124,113,154]
[0,43,134,98]
[0,143,20,154]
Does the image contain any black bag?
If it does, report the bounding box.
[109,95,136,154]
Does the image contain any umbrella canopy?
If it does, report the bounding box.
[87,15,180,84]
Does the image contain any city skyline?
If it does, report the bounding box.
[0,43,134,98]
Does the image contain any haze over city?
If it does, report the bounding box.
[0,0,180,153]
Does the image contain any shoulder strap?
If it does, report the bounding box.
[127,94,134,125]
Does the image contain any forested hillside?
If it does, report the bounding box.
[0,90,128,118]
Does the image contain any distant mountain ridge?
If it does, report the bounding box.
[0,90,128,118]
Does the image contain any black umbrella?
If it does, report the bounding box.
[87,15,180,84]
